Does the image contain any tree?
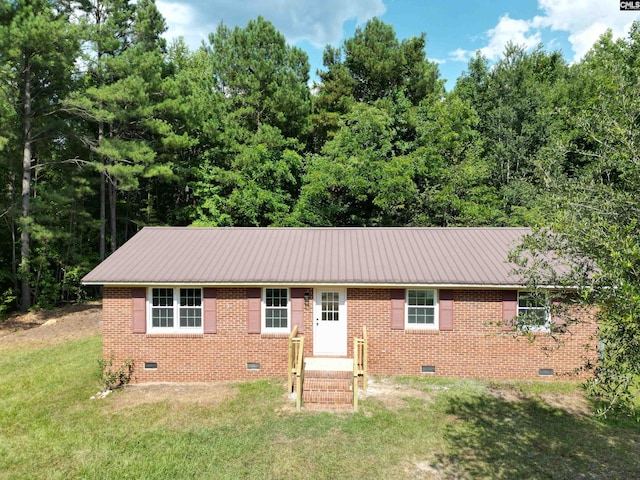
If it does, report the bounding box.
[311,18,443,152]
[456,44,570,225]
[411,93,503,226]
[191,17,311,226]
[208,16,310,140]
[294,103,417,226]
[0,0,80,310]
[147,40,218,226]
[513,24,640,419]
[319,17,442,106]
[0,90,16,313]
[193,125,302,227]
[68,0,174,254]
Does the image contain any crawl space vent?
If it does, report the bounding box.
[247,363,260,371]
[421,365,436,373]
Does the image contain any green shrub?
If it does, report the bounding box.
[97,354,133,390]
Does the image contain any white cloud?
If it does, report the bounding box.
[157,1,213,49]
[449,48,470,63]
[447,14,542,64]
[158,0,386,50]
[448,1,640,66]
[538,0,640,62]
[480,14,542,60]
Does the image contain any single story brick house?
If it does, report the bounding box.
[82,227,597,383]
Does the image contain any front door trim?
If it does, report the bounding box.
[313,288,347,356]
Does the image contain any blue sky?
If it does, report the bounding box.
[157,0,640,89]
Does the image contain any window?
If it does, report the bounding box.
[149,287,202,333]
[406,289,438,329]
[151,288,174,328]
[321,292,340,321]
[517,291,550,332]
[263,288,289,333]
[179,288,202,327]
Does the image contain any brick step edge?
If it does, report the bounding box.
[303,390,353,404]
[304,378,353,391]
[303,403,354,412]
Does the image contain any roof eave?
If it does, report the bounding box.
[83,280,535,289]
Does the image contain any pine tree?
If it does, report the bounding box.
[0,0,80,310]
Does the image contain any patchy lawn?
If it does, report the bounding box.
[1,306,639,479]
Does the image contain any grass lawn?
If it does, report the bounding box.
[1,335,639,480]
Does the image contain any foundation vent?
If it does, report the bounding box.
[421,365,436,373]
[538,368,553,376]
[144,362,158,370]
[247,363,260,370]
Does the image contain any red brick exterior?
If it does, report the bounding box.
[103,287,598,383]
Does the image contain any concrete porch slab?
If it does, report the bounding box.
[305,357,354,372]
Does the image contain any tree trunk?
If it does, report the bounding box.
[99,122,105,260]
[109,175,117,253]
[8,178,18,295]
[20,61,32,311]
[98,33,106,260]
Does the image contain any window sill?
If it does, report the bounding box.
[260,332,291,338]
[519,329,551,335]
[405,328,440,335]
[146,333,204,338]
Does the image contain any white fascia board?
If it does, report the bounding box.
[87,281,538,289]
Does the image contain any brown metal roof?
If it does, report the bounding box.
[82,227,531,286]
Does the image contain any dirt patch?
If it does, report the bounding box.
[539,392,592,417]
[0,302,102,346]
[106,381,239,410]
[360,377,433,409]
[407,460,449,480]
[487,385,592,417]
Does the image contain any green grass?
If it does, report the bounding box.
[1,336,639,479]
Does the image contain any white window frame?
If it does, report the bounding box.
[262,287,290,334]
[147,287,203,334]
[517,291,551,332]
[405,289,439,330]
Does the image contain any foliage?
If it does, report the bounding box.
[411,93,503,226]
[189,17,310,226]
[0,288,15,320]
[310,18,442,154]
[455,44,570,225]
[295,102,417,226]
[0,0,82,310]
[97,354,133,391]
[511,23,640,419]
[317,17,443,107]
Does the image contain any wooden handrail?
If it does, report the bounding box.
[353,338,359,411]
[353,326,368,411]
[295,337,304,410]
[361,326,368,391]
[287,325,299,393]
[287,325,304,410]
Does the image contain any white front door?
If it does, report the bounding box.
[313,288,347,356]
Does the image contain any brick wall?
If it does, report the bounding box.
[347,288,597,380]
[103,286,598,383]
[104,287,292,382]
